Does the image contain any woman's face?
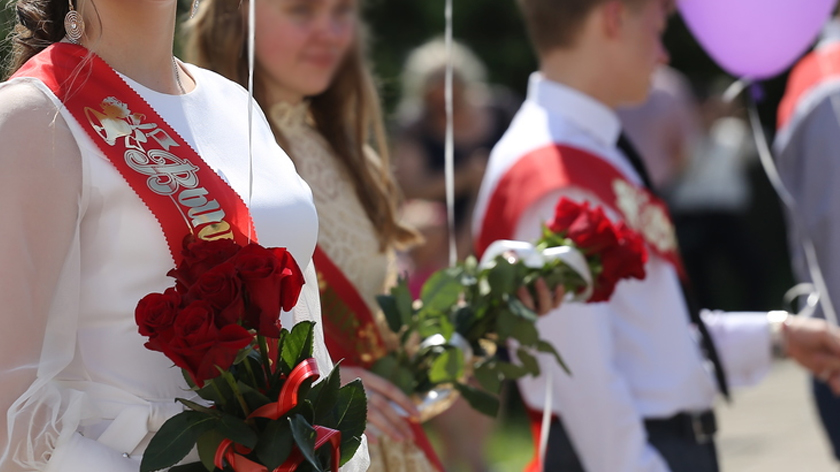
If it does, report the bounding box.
[254,0,357,102]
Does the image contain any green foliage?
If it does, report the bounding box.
[142,322,367,472]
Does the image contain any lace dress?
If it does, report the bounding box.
[270,101,437,472]
[0,65,367,472]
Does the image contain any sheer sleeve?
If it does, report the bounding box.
[0,80,86,471]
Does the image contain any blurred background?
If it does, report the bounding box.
[2,0,830,470]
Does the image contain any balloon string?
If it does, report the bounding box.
[246,0,256,244]
[444,0,457,267]
[744,91,837,325]
[538,367,553,472]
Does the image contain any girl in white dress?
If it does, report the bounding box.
[0,1,367,471]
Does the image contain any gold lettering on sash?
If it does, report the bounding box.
[86,96,238,242]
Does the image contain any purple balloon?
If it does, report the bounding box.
[679,0,837,79]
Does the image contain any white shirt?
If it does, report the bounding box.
[473,73,772,472]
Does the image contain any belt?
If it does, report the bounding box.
[644,410,717,445]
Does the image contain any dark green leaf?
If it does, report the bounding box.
[494,360,530,379]
[369,355,414,395]
[474,360,502,394]
[196,429,225,472]
[334,379,367,464]
[393,279,415,327]
[168,463,208,472]
[140,411,217,472]
[236,380,272,411]
[281,321,315,373]
[454,383,500,417]
[508,297,538,322]
[428,347,464,384]
[255,419,294,469]
[486,257,516,295]
[310,362,342,424]
[217,413,258,449]
[233,344,255,365]
[537,340,571,375]
[420,270,462,313]
[511,318,539,347]
[517,347,541,377]
[377,294,403,334]
[495,307,517,341]
[289,415,323,472]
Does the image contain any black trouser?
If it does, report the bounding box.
[543,413,720,472]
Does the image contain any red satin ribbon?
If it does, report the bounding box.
[214,358,343,471]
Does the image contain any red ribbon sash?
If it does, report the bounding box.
[476,144,686,279]
[12,43,257,261]
[778,42,840,132]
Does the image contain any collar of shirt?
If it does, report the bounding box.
[526,72,622,149]
[524,72,641,185]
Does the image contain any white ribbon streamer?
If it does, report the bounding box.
[478,239,594,302]
[741,91,837,325]
[444,0,457,267]
[246,0,256,243]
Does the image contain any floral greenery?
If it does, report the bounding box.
[140,321,367,472]
[371,254,577,417]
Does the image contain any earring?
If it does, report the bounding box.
[64,0,85,44]
[190,0,201,18]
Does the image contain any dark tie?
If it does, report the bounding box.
[616,133,731,400]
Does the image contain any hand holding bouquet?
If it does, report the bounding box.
[372,198,648,419]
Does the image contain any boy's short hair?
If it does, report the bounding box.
[517,0,646,52]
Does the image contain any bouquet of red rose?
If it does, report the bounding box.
[371,197,648,419]
[136,237,366,472]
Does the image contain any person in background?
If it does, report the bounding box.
[394,38,518,261]
[775,10,840,463]
[185,1,441,470]
[473,0,840,470]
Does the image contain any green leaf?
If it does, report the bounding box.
[195,374,233,407]
[140,411,217,472]
[508,297,538,323]
[428,347,464,384]
[334,379,368,464]
[495,307,517,341]
[369,355,414,395]
[310,362,342,424]
[289,415,324,472]
[168,463,208,472]
[494,360,530,380]
[474,360,503,394]
[176,398,221,417]
[196,429,225,472]
[517,347,541,377]
[377,294,403,334]
[255,419,294,469]
[281,321,315,373]
[537,340,571,375]
[217,413,258,449]
[511,318,540,347]
[454,383,500,417]
[233,343,255,365]
[420,270,462,313]
[485,257,516,295]
[393,279,415,327]
[236,380,272,411]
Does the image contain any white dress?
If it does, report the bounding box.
[0,62,368,472]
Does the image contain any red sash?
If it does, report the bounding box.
[476,144,685,278]
[313,246,444,472]
[778,42,840,131]
[12,43,257,260]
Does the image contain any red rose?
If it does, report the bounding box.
[168,236,241,292]
[547,198,587,235]
[566,205,619,255]
[589,224,648,302]
[185,262,245,327]
[135,288,181,340]
[234,244,304,337]
[158,301,252,387]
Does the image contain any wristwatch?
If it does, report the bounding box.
[767,310,790,358]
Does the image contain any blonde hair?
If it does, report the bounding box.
[183,0,420,250]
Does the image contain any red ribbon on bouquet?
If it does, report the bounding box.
[214,358,342,472]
